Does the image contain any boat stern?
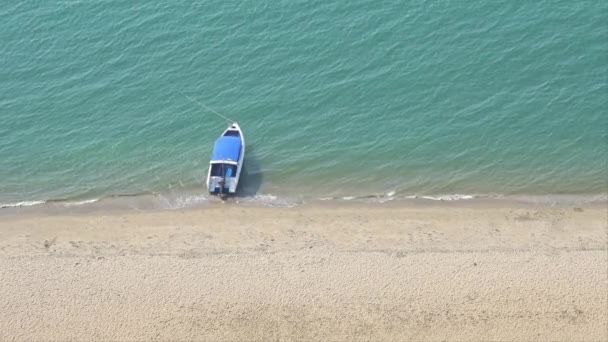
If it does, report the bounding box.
[207,175,238,194]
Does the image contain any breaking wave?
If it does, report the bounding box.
[61,198,100,207]
[0,200,47,208]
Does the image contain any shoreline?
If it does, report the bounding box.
[1,203,606,340]
[1,191,607,217]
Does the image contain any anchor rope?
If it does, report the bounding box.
[177,89,235,123]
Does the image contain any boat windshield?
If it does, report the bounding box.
[223,130,240,137]
[210,164,237,178]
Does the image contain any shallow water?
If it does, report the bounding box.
[1,0,607,208]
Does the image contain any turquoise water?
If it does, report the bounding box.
[1,0,607,207]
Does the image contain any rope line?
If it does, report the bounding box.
[177,90,235,123]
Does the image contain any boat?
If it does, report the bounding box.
[206,122,245,197]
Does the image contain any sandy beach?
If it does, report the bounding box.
[0,201,606,341]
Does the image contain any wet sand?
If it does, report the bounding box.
[0,202,606,341]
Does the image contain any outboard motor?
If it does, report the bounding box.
[218,177,227,200]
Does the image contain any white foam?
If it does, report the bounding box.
[374,191,397,203]
[62,198,99,207]
[0,200,46,208]
[419,194,476,201]
[237,194,297,207]
[253,194,278,201]
[162,194,208,209]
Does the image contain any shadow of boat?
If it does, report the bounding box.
[237,144,263,197]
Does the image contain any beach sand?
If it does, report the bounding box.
[0,202,606,341]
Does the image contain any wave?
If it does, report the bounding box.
[0,198,103,209]
[2,191,606,211]
[235,194,299,207]
[407,194,477,201]
[317,191,477,202]
[0,200,47,208]
[157,194,209,210]
[61,198,100,207]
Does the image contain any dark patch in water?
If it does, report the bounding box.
[237,144,263,197]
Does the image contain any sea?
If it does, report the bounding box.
[1,0,607,210]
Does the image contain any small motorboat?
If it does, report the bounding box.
[206,122,245,197]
